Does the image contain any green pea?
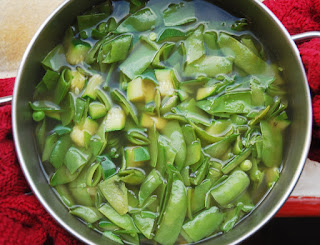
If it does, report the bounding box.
[240,159,252,171]
[149,32,157,41]
[32,111,45,121]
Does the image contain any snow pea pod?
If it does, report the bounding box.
[204,31,220,56]
[181,206,224,242]
[73,97,87,124]
[185,24,205,64]
[99,203,139,232]
[115,7,157,33]
[186,187,193,220]
[221,203,243,232]
[181,166,191,186]
[99,219,120,231]
[114,230,140,245]
[89,121,108,157]
[120,40,158,80]
[64,146,92,174]
[182,124,201,166]
[221,147,252,174]
[175,98,211,126]
[102,231,124,244]
[189,121,224,143]
[211,170,250,206]
[49,135,72,169]
[95,87,112,111]
[99,34,133,63]
[30,100,61,112]
[156,138,167,176]
[127,128,150,146]
[86,163,102,187]
[153,43,175,68]
[184,55,233,78]
[132,212,155,239]
[60,92,75,126]
[190,156,209,186]
[119,169,146,185]
[68,165,95,206]
[41,44,67,71]
[42,133,59,162]
[218,33,267,74]
[204,134,238,159]
[77,13,109,32]
[265,167,280,188]
[55,184,75,207]
[99,175,129,215]
[260,120,283,167]
[138,169,162,206]
[148,123,158,168]
[200,91,253,115]
[191,179,211,213]
[70,206,103,224]
[154,172,187,245]
[111,88,139,125]
[163,1,196,27]
[54,68,73,105]
[35,118,46,152]
[157,28,188,42]
[34,70,60,96]
[50,165,83,186]
[161,120,186,171]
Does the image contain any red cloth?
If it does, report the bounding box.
[1,0,320,243]
[0,77,80,244]
[264,0,320,161]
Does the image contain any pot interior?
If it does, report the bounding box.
[13,0,312,244]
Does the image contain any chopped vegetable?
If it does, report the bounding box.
[31,1,290,244]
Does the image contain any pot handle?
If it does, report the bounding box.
[0,95,12,105]
[292,31,320,43]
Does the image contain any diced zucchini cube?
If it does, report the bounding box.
[82,74,103,100]
[155,69,178,97]
[70,125,85,147]
[127,78,156,103]
[125,146,150,167]
[66,39,91,65]
[70,117,98,147]
[83,117,99,135]
[127,77,145,102]
[140,113,167,130]
[89,101,107,119]
[70,70,86,94]
[105,106,126,132]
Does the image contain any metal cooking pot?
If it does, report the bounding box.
[2,0,314,244]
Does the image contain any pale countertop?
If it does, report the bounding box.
[1,0,319,198]
[0,0,65,78]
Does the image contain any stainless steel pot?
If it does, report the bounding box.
[3,0,314,244]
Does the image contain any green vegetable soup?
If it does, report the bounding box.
[31,0,290,244]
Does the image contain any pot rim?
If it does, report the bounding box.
[12,0,312,244]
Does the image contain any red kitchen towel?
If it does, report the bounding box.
[263,0,320,161]
[1,0,320,243]
[0,78,80,244]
